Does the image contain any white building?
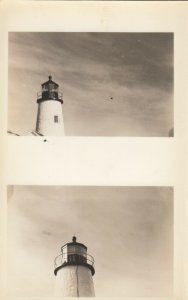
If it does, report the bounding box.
[54,236,95,297]
[35,75,64,136]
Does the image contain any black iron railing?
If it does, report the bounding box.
[54,252,95,270]
[37,91,63,100]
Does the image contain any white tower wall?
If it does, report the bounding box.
[55,265,95,297]
[36,100,64,136]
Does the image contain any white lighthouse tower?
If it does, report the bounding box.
[35,76,64,136]
[54,236,95,297]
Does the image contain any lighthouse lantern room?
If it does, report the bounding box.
[35,76,64,136]
[37,75,63,103]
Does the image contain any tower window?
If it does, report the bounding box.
[54,115,59,123]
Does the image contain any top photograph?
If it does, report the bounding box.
[8,32,173,137]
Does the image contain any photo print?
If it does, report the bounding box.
[7,185,173,297]
[8,32,173,137]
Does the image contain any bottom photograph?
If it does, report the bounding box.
[7,185,173,297]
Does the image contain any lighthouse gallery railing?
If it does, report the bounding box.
[54,251,95,269]
[37,90,63,100]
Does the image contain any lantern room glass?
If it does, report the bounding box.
[61,244,87,264]
[42,82,59,100]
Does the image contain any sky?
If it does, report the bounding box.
[7,185,173,297]
[8,32,173,136]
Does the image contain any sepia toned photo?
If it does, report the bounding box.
[1,2,187,300]
[7,185,173,297]
[8,32,174,137]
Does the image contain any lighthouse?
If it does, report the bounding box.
[54,236,95,297]
[35,76,64,136]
